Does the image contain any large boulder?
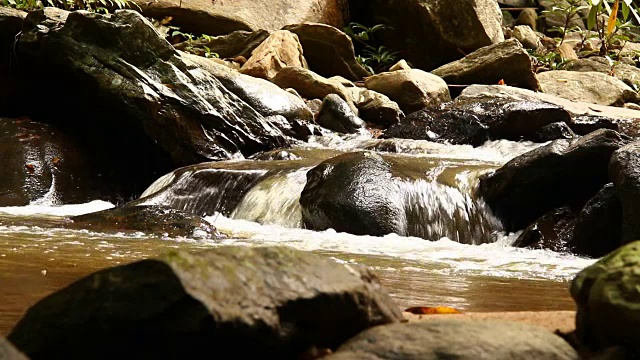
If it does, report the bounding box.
[66,205,223,239]
[609,141,640,244]
[0,117,103,207]
[569,183,622,258]
[316,94,366,134]
[0,337,28,360]
[478,129,629,232]
[432,39,540,90]
[512,207,577,253]
[364,69,451,114]
[182,52,313,124]
[8,246,402,359]
[456,84,640,138]
[350,0,504,70]
[347,87,404,126]
[240,30,308,81]
[282,23,370,81]
[325,319,579,360]
[571,241,640,354]
[537,71,639,107]
[16,9,291,200]
[139,0,349,36]
[565,56,640,92]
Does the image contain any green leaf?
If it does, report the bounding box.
[588,4,598,30]
[622,1,630,21]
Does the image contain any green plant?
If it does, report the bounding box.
[541,0,589,45]
[344,22,399,74]
[169,27,220,59]
[528,48,572,71]
[1,0,138,13]
[585,0,640,57]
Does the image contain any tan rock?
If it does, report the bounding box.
[240,30,308,81]
[512,25,541,50]
[538,70,639,106]
[555,42,578,61]
[389,59,411,71]
[515,8,537,30]
[365,69,451,114]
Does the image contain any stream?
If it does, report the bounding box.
[0,135,596,335]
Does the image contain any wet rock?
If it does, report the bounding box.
[530,122,576,142]
[139,0,349,36]
[249,149,302,161]
[538,71,639,107]
[609,141,640,244]
[325,319,579,360]
[512,25,541,50]
[571,241,640,354]
[364,69,451,114]
[0,118,104,207]
[569,183,622,258]
[456,84,640,138]
[478,129,629,232]
[283,23,370,81]
[317,94,366,134]
[347,88,404,126]
[0,337,28,360]
[17,10,289,179]
[432,38,540,90]
[8,246,402,359]
[513,207,577,252]
[272,67,357,112]
[182,52,314,124]
[240,30,307,81]
[173,29,269,59]
[352,0,503,70]
[67,205,222,239]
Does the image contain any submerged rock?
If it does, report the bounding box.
[432,38,540,90]
[283,23,370,81]
[538,71,639,107]
[240,30,308,81]
[8,246,402,359]
[513,207,577,253]
[478,129,629,232]
[569,183,622,258]
[0,117,101,207]
[325,319,579,360]
[67,205,222,239]
[316,94,366,134]
[609,141,640,244]
[571,241,640,354]
[364,69,451,114]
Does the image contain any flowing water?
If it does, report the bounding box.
[0,135,597,335]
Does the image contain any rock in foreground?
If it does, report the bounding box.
[8,246,402,359]
[325,319,579,359]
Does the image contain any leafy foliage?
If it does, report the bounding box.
[1,0,138,13]
[541,0,589,45]
[169,26,219,59]
[344,22,399,74]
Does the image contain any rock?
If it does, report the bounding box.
[17,10,290,175]
[512,25,541,50]
[499,0,536,7]
[556,43,578,61]
[502,10,516,29]
[139,0,349,36]
[624,103,640,111]
[249,149,301,161]
[173,29,269,59]
[515,8,537,30]
[316,94,366,134]
[571,241,640,354]
[456,84,640,138]
[609,141,640,244]
[530,122,576,142]
[364,69,451,114]
[537,70,639,107]
[325,319,579,360]
[0,8,26,115]
[328,76,356,87]
[352,0,503,70]
[539,0,585,36]
[478,129,629,231]
[388,59,411,71]
[8,246,402,359]
[181,52,314,124]
[432,39,540,90]
[565,57,640,90]
[569,183,622,258]
[0,337,28,360]
[0,117,105,207]
[282,23,370,81]
[240,30,307,81]
[67,205,222,239]
[272,67,358,112]
[347,88,404,126]
[512,207,577,252]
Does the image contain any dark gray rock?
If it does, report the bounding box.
[513,206,577,252]
[0,8,26,116]
[569,183,622,258]
[317,94,366,134]
[325,319,579,360]
[478,129,629,231]
[569,115,620,136]
[609,141,640,244]
[530,122,576,142]
[8,246,402,359]
[66,205,222,239]
[174,29,269,59]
